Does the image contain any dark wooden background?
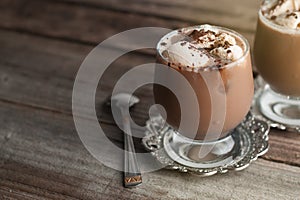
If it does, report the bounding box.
[0,0,299,199]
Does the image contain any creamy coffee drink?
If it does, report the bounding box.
[154,25,254,140]
[254,0,300,96]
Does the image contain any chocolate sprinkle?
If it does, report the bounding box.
[180,41,187,46]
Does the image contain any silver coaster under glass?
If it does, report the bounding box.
[142,113,269,176]
[252,76,300,133]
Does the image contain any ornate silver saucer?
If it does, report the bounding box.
[142,113,269,176]
[252,75,300,133]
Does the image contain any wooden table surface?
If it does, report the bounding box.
[0,0,300,199]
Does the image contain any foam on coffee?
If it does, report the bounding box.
[262,0,300,29]
[158,26,245,71]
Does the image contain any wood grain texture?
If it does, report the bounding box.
[0,0,187,42]
[0,29,154,123]
[0,101,299,200]
[58,0,261,32]
[263,130,300,167]
[0,0,255,47]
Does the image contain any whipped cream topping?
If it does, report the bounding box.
[164,42,211,68]
[160,27,244,69]
[262,0,300,29]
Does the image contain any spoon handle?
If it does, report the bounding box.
[122,113,142,187]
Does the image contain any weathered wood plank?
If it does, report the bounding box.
[0,101,299,199]
[0,29,154,124]
[264,129,300,166]
[59,0,260,14]
[107,159,300,200]
[58,0,261,32]
[0,101,119,199]
[0,0,186,41]
[0,0,255,47]
[0,29,299,167]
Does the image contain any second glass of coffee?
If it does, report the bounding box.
[254,0,300,127]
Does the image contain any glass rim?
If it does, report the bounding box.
[156,24,250,71]
[258,9,300,34]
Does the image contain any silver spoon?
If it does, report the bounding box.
[110,93,142,187]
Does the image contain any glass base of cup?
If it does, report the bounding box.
[143,114,269,175]
[162,127,249,169]
[258,85,300,127]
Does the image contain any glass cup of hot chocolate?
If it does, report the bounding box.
[254,0,300,128]
[153,25,254,167]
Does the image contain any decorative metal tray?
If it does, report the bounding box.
[142,113,269,176]
[252,75,300,133]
